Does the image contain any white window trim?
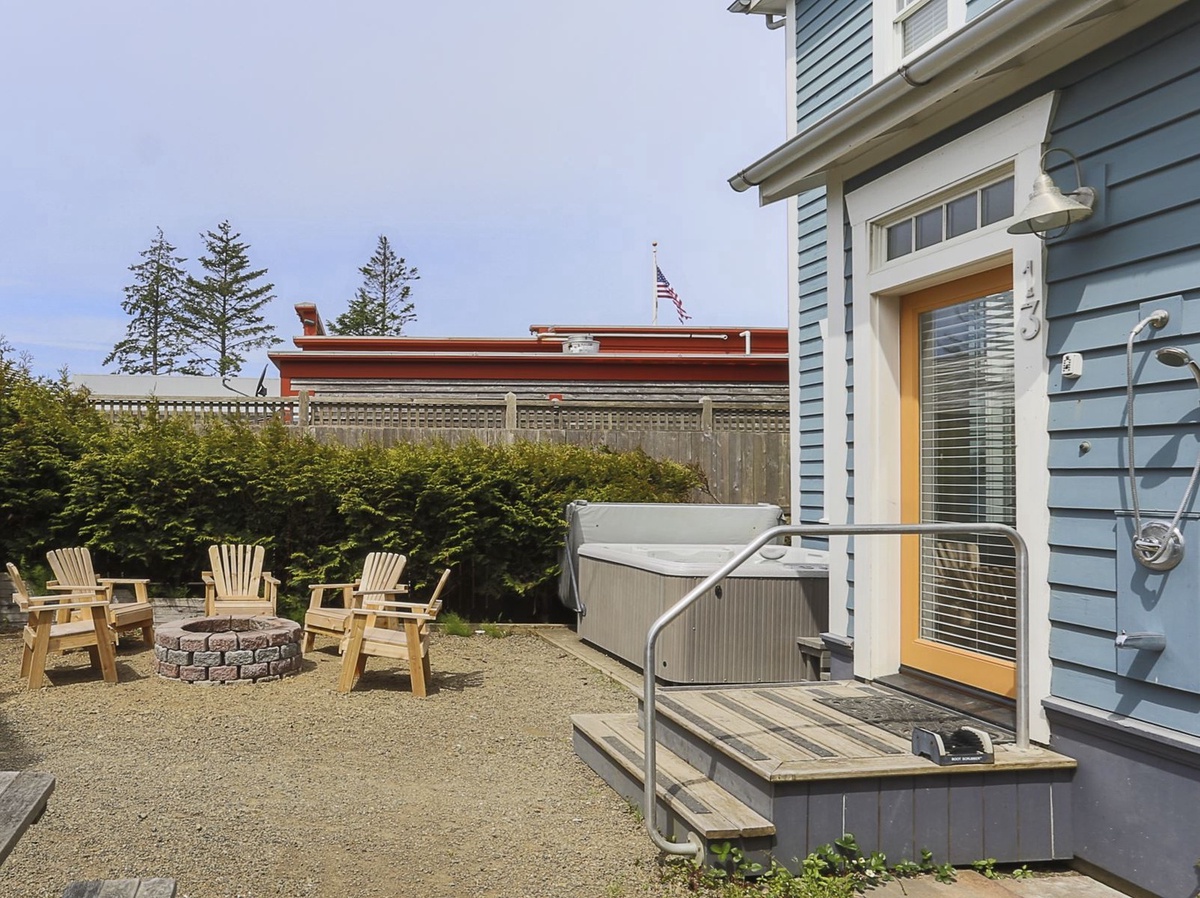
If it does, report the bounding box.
[833,93,1055,743]
[872,0,966,82]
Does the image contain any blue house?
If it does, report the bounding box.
[724,0,1200,895]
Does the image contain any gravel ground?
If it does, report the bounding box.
[0,628,685,898]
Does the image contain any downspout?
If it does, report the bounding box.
[728,0,1146,195]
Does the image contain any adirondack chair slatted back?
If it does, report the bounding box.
[46,547,99,590]
[6,562,33,610]
[209,545,265,599]
[205,544,277,617]
[358,552,408,602]
[424,568,452,616]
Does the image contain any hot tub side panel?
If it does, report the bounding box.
[670,576,829,684]
[578,557,829,684]
[577,558,687,673]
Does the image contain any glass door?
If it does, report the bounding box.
[900,267,1017,697]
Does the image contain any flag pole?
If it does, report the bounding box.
[651,241,659,326]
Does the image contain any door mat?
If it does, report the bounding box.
[814,694,1014,744]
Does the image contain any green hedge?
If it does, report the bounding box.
[0,351,700,620]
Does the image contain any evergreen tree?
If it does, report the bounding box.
[181,220,278,377]
[104,228,191,374]
[330,235,419,336]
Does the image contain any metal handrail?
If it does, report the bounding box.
[642,521,1030,862]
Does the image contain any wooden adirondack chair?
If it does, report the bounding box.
[7,562,118,690]
[201,545,279,616]
[338,568,451,697]
[301,551,407,654]
[45,547,155,645]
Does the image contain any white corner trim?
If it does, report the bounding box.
[786,0,803,522]
[839,92,1055,742]
[822,178,851,640]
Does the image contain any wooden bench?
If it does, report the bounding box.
[62,879,177,897]
[0,770,55,867]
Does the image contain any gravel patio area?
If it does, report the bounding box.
[0,627,684,898]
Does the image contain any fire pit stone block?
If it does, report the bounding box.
[155,616,304,685]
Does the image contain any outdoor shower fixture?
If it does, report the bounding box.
[1124,312,1200,571]
[1156,346,1200,385]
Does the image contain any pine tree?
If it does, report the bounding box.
[330,235,419,336]
[104,228,191,374]
[181,220,279,377]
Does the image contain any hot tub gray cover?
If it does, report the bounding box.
[557,500,784,612]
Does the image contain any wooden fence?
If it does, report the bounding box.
[87,392,790,508]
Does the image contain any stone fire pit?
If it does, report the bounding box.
[154,616,303,684]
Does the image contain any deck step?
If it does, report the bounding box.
[651,682,1076,783]
[572,712,774,840]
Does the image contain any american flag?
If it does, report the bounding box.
[656,265,691,324]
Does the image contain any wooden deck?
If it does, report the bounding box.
[651,680,1072,783]
[555,628,1078,868]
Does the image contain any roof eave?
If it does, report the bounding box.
[730,0,1191,205]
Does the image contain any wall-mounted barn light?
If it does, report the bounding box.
[1007,148,1096,238]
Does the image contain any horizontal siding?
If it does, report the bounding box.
[796,185,829,535]
[1052,663,1200,734]
[795,0,873,133]
[1049,586,1117,632]
[790,0,839,543]
[1045,12,1200,735]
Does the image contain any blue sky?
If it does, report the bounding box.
[1,2,787,378]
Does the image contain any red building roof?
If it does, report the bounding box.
[270,304,787,396]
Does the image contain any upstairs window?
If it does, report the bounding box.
[897,0,949,56]
[877,0,965,71]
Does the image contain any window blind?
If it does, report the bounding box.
[901,0,949,56]
[917,290,1016,660]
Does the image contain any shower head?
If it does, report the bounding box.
[1157,347,1194,367]
[1156,346,1200,386]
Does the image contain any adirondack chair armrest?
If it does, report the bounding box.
[349,607,436,622]
[365,599,429,613]
[353,586,409,598]
[307,582,358,610]
[25,592,98,606]
[97,577,150,603]
[46,581,105,596]
[30,597,111,612]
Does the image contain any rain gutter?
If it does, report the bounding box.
[728,0,1185,205]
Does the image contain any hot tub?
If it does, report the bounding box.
[577,542,828,684]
